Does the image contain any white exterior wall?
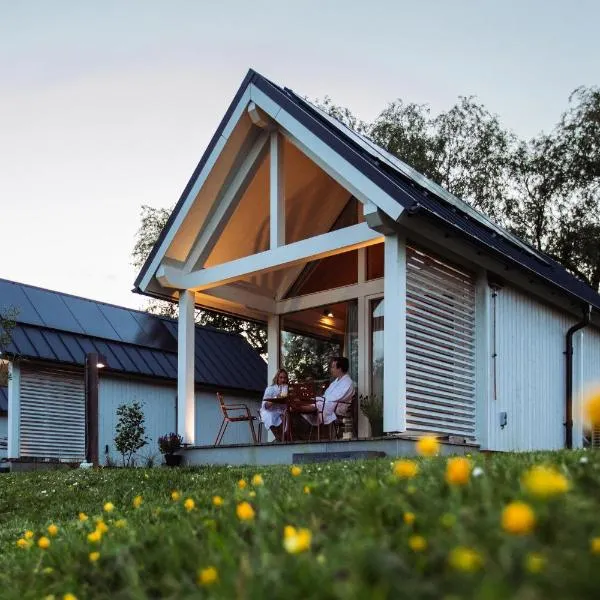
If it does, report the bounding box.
[485,286,575,451]
[0,415,7,459]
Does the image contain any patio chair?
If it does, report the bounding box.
[328,392,356,440]
[287,381,323,442]
[214,392,258,445]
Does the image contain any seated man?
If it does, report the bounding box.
[301,357,354,428]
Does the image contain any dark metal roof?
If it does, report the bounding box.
[134,69,600,312]
[0,386,7,414]
[0,278,266,393]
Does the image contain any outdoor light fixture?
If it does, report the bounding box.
[323,308,334,318]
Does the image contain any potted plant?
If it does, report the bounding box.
[158,432,184,467]
[359,394,384,438]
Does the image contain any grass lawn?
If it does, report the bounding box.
[1,449,600,599]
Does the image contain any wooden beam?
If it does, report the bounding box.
[248,101,270,128]
[183,131,270,274]
[178,290,196,444]
[270,131,285,249]
[202,284,276,314]
[158,222,383,292]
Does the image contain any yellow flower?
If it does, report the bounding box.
[42,567,54,575]
[584,388,600,426]
[502,501,536,535]
[78,512,88,522]
[132,495,143,509]
[590,537,600,554]
[47,524,59,537]
[416,435,440,457]
[448,546,483,572]
[524,552,545,574]
[16,538,31,549]
[251,474,264,486]
[393,459,418,479]
[37,536,51,549]
[303,486,311,495]
[44,595,56,600]
[171,490,181,501]
[408,535,427,552]
[236,501,255,521]
[521,466,569,498]
[283,526,312,554]
[24,530,34,540]
[212,495,224,507]
[89,551,100,563]
[87,530,102,544]
[290,466,302,477]
[103,502,115,513]
[114,519,127,528]
[95,521,109,534]
[238,479,247,489]
[445,457,472,486]
[403,512,416,525]
[198,566,219,586]
[184,498,195,512]
[63,595,78,600]
[440,513,456,529]
[249,491,256,498]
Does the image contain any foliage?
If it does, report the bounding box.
[113,402,148,467]
[157,432,183,455]
[281,331,340,381]
[1,451,600,598]
[359,394,383,423]
[0,306,19,386]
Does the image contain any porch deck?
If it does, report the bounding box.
[181,435,478,466]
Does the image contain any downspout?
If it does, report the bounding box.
[565,304,592,449]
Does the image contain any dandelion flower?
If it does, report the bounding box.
[95,521,108,534]
[103,502,115,513]
[403,512,416,525]
[171,490,181,501]
[290,466,302,477]
[502,501,535,535]
[524,552,545,573]
[584,389,600,426]
[238,479,247,489]
[16,538,31,549]
[251,474,264,486]
[249,491,256,498]
[212,496,224,507]
[63,595,78,600]
[236,501,255,521]
[445,457,472,486]
[47,524,59,537]
[78,512,88,522]
[283,526,312,554]
[184,498,195,512]
[416,435,440,457]
[303,486,311,495]
[87,530,102,544]
[24,530,34,540]
[132,495,143,509]
[37,536,51,549]
[89,551,100,563]
[198,566,219,586]
[590,537,600,554]
[521,466,569,498]
[392,459,418,479]
[408,535,427,552]
[448,546,482,572]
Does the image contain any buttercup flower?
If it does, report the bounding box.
[16,538,31,549]
[283,526,312,554]
[63,595,78,600]
[198,566,219,586]
[521,466,569,498]
[78,512,88,522]
[38,536,51,549]
[590,537,600,554]
[133,495,143,509]
[47,524,58,537]
[448,546,482,572]
[251,474,264,486]
[502,501,535,535]
[89,551,100,563]
[87,530,102,544]
[212,496,224,507]
[416,435,440,457]
[524,552,545,573]
[403,512,416,525]
[238,479,247,489]
[445,457,471,486]
[408,535,427,552]
[290,466,302,477]
[171,491,181,501]
[393,459,418,479]
[103,502,115,513]
[184,498,195,512]
[95,521,108,534]
[24,530,34,540]
[236,501,255,521]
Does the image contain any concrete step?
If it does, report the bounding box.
[292,450,386,464]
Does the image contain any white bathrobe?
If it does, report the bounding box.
[302,374,354,426]
[260,384,288,429]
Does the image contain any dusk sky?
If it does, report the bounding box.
[2,0,599,309]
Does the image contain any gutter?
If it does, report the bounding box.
[565,304,592,449]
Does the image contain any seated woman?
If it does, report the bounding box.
[260,368,289,441]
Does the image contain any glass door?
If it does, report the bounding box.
[370,298,384,401]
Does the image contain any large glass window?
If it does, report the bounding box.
[370,298,384,401]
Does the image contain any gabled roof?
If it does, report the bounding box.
[0,278,266,393]
[135,69,600,312]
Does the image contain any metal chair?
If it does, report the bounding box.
[329,392,356,440]
[287,381,322,441]
[214,392,258,445]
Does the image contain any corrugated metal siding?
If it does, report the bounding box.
[406,246,476,439]
[0,415,7,458]
[582,326,600,448]
[19,367,85,460]
[99,377,177,466]
[488,287,572,451]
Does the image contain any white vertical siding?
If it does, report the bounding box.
[581,326,600,447]
[487,286,573,451]
[99,377,177,466]
[0,416,7,459]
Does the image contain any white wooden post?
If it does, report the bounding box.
[270,131,285,250]
[267,314,280,381]
[383,233,407,433]
[178,290,196,444]
[7,362,20,458]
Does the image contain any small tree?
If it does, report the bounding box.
[114,401,148,467]
[0,306,19,386]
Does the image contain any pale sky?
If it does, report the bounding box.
[1,0,599,309]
